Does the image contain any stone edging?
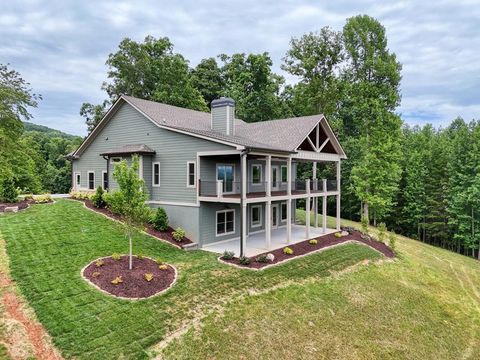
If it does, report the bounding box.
[69,199,183,249]
[217,240,392,271]
[80,255,178,301]
[0,199,57,215]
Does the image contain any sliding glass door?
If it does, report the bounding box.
[217,164,235,193]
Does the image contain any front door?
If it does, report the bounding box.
[271,204,279,229]
[217,164,234,193]
[271,166,280,191]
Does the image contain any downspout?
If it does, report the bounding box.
[240,149,249,258]
[103,156,109,190]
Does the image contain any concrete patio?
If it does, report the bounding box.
[202,225,338,257]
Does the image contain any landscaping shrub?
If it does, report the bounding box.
[34,194,52,203]
[389,231,397,252]
[255,254,269,263]
[309,239,318,245]
[222,250,235,260]
[361,216,369,235]
[0,174,18,203]
[112,253,121,261]
[144,273,154,282]
[150,207,169,231]
[283,247,294,255]
[92,186,106,208]
[95,260,104,267]
[239,256,251,265]
[111,276,123,285]
[70,191,94,200]
[158,264,168,270]
[377,222,387,243]
[172,227,186,242]
[334,232,342,238]
[23,193,34,201]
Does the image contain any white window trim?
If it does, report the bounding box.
[216,209,235,237]
[281,201,288,221]
[102,171,108,190]
[152,162,160,187]
[74,172,81,188]
[216,163,236,194]
[186,161,196,188]
[251,164,263,185]
[250,204,262,228]
[110,157,122,164]
[87,171,95,190]
[281,165,288,183]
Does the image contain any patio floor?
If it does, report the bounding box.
[202,225,338,257]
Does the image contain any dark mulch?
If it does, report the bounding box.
[222,229,395,269]
[0,199,33,213]
[83,256,176,298]
[73,198,193,248]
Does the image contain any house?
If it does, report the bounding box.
[68,95,346,257]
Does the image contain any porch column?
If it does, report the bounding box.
[287,198,292,244]
[306,199,311,240]
[241,153,247,256]
[322,195,327,234]
[241,203,247,256]
[287,157,292,195]
[336,160,341,230]
[266,155,272,197]
[314,197,318,228]
[266,200,272,250]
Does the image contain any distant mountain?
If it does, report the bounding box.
[23,122,82,140]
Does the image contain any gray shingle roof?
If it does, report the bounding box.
[99,143,155,156]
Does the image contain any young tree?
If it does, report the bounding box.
[190,57,225,108]
[106,155,151,270]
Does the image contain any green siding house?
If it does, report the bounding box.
[69,95,346,257]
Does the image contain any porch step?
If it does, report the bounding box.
[182,242,199,251]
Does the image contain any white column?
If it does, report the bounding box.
[287,157,292,195]
[241,203,247,256]
[306,197,311,239]
[266,200,271,250]
[287,198,292,244]
[336,160,341,230]
[242,155,247,200]
[266,155,272,197]
[322,195,327,233]
[241,154,247,256]
[314,196,318,228]
[217,180,223,198]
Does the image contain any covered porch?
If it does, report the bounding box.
[202,224,338,257]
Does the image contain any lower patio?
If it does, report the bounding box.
[201,225,338,257]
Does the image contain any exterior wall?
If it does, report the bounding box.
[72,102,234,203]
[199,202,241,246]
[150,203,200,242]
[211,104,234,135]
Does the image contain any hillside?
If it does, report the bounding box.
[23,121,82,140]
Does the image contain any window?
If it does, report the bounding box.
[281,202,288,221]
[75,172,81,188]
[187,161,196,188]
[281,165,288,183]
[216,209,235,236]
[152,162,160,187]
[88,171,95,190]
[251,164,262,184]
[251,205,262,227]
[102,171,108,190]
[217,164,235,193]
[110,157,122,164]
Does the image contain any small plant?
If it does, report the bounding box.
[389,231,397,252]
[111,276,123,285]
[255,254,269,263]
[92,271,101,278]
[158,264,168,270]
[222,250,235,260]
[137,253,145,260]
[95,260,104,267]
[361,215,369,235]
[0,174,18,203]
[155,257,164,265]
[334,232,342,238]
[144,273,154,282]
[377,222,387,243]
[92,186,106,208]
[23,193,34,201]
[111,253,121,261]
[283,247,294,255]
[34,194,52,204]
[238,256,251,265]
[309,239,318,245]
[150,207,169,231]
[172,227,186,242]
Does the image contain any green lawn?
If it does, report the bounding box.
[0,200,385,359]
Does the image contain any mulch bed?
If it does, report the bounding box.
[82,256,176,299]
[221,229,395,269]
[73,199,193,248]
[0,200,32,212]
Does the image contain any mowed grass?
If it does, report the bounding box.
[0,200,382,359]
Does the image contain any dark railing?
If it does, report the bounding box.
[198,181,218,196]
[248,181,267,194]
[293,179,307,192]
[199,180,241,197]
[327,179,338,192]
[310,179,324,193]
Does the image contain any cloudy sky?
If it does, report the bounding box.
[1,0,479,136]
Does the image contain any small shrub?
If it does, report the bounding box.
[92,272,101,278]
[150,207,169,231]
[92,186,106,208]
[111,253,121,261]
[95,260,104,267]
[137,253,144,260]
[377,222,387,243]
[389,231,397,252]
[155,257,164,265]
[361,215,369,235]
[283,247,294,255]
[341,226,355,234]
[309,239,318,245]
[23,193,34,201]
[172,227,186,242]
[0,175,18,203]
[158,264,168,270]
[222,250,235,260]
[144,273,154,282]
[334,232,342,238]
[111,276,123,285]
[34,194,52,204]
[238,256,251,265]
[255,254,269,263]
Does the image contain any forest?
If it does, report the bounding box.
[1,14,478,258]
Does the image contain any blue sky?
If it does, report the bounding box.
[1,0,479,136]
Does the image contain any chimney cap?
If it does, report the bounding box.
[211,97,235,108]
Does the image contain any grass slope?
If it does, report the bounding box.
[0,200,382,359]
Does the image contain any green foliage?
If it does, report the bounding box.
[389,231,397,252]
[283,247,294,255]
[255,254,269,263]
[222,250,235,260]
[334,232,342,238]
[0,173,19,202]
[150,207,169,231]
[95,260,104,267]
[92,186,106,208]
[360,216,369,235]
[190,57,224,108]
[172,227,186,242]
[34,194,52,204]
[377,222,387,243]
[111,253,121,261]
[144,273,154,282]
[155,257,164,265]
[70,191,94,200]
[136,253,144,260]
[309,239,318,245]
[158,264,168,271]
[238,256,251,265]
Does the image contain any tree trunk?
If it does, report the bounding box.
[363,203,369,223]
[129,232,133,270]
